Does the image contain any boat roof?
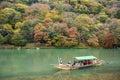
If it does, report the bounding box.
[74,56,97,60]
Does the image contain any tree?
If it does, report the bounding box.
[115,9,120,19]
[75,14,96,41]
[72,0,103,14]
[11,33,26,46]
[67,27,79,38]
[1,8,22,25]
[21,0,39,5]
[87,36,99,47]
[0,13,7,24]
[0,1,13,9]
[107,19,120,40]
[103,33,118,48]
[51,35,78,47]
[0,24,13,37]
[34,23,48,43]
[0,34,5,44]
[45,9,61,22]
[0,24,14,44]
[25,3,50,19]
[21,20,34,42]
[98,12,108,23]
[15,3,28,13]
[95,23,108,47]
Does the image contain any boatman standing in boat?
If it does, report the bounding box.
[59,58,63,66]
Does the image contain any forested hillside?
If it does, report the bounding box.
[0,0,120,48]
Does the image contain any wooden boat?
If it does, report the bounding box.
[51,56,103,70]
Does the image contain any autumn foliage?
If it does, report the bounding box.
[103,33,118,48]
[0,0,120,48]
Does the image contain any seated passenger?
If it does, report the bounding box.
[72,61,80,67]
[72,61,77,66]
[67,61,71,67]
[93,59,97,64]
[80,61,84,66]
[85,60,88,65]
[83,61,86,65]
[90,60,93,64]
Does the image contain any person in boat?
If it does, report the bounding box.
[93,59,97,64]
[83,60,86,65]
[89,60,93,64]
[67,61,71,67]
[72,61,80,67]
[72,61,77,66]
[80,61,84,66]
[97,59,101,64]
[85,60,89,65]
[72,61,78,66]
[59,58,63,66]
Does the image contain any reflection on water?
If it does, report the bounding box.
[0,49,120,80]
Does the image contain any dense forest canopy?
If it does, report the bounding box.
[0,0,120,48]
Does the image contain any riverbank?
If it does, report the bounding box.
[0,43,88,49]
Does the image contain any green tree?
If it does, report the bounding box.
[1,24,13,37]
[115,9,120,19]
[107,19,120,40]
[81,0,103,14]
[1,8,22,25]
[21,0,39,5]
[25,3,50,19]
[15,3,28,13]
[75,14,96,41]
[0,34,5,44]
[0,24,14,44]
[0,13,7,24]
[51,35,78,48]
[21,20,34,42]
[99,12,108,23]
[11,34,26,46]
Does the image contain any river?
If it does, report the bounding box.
[0,49,120,80]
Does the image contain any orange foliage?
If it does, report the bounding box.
[44,18,53,23]
[103,33,118,48]
[58,18,63,23]
[61,22,68,28]
[67,27,78,38]
[34,30,43,42]
[34,23,46,42]
[87,37,99,47]
[64,0,69,3]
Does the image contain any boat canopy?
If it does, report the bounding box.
[74,56,97,61]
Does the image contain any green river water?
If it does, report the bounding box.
[0,49,120,80]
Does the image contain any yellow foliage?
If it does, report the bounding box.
[118,19,120,22]
[81,0,90,4]
[53,15,60,19]
[34,23,43,30]
[81,0,102,7]
[34,23,46,31]
[15,22,23,29]
[14,29,21,34]
[76,14,94,27]
[45,9,60,20]
[46,13,52,18]
[50,9,58,15]
[2,24,13,32]
[16,3,28,8]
